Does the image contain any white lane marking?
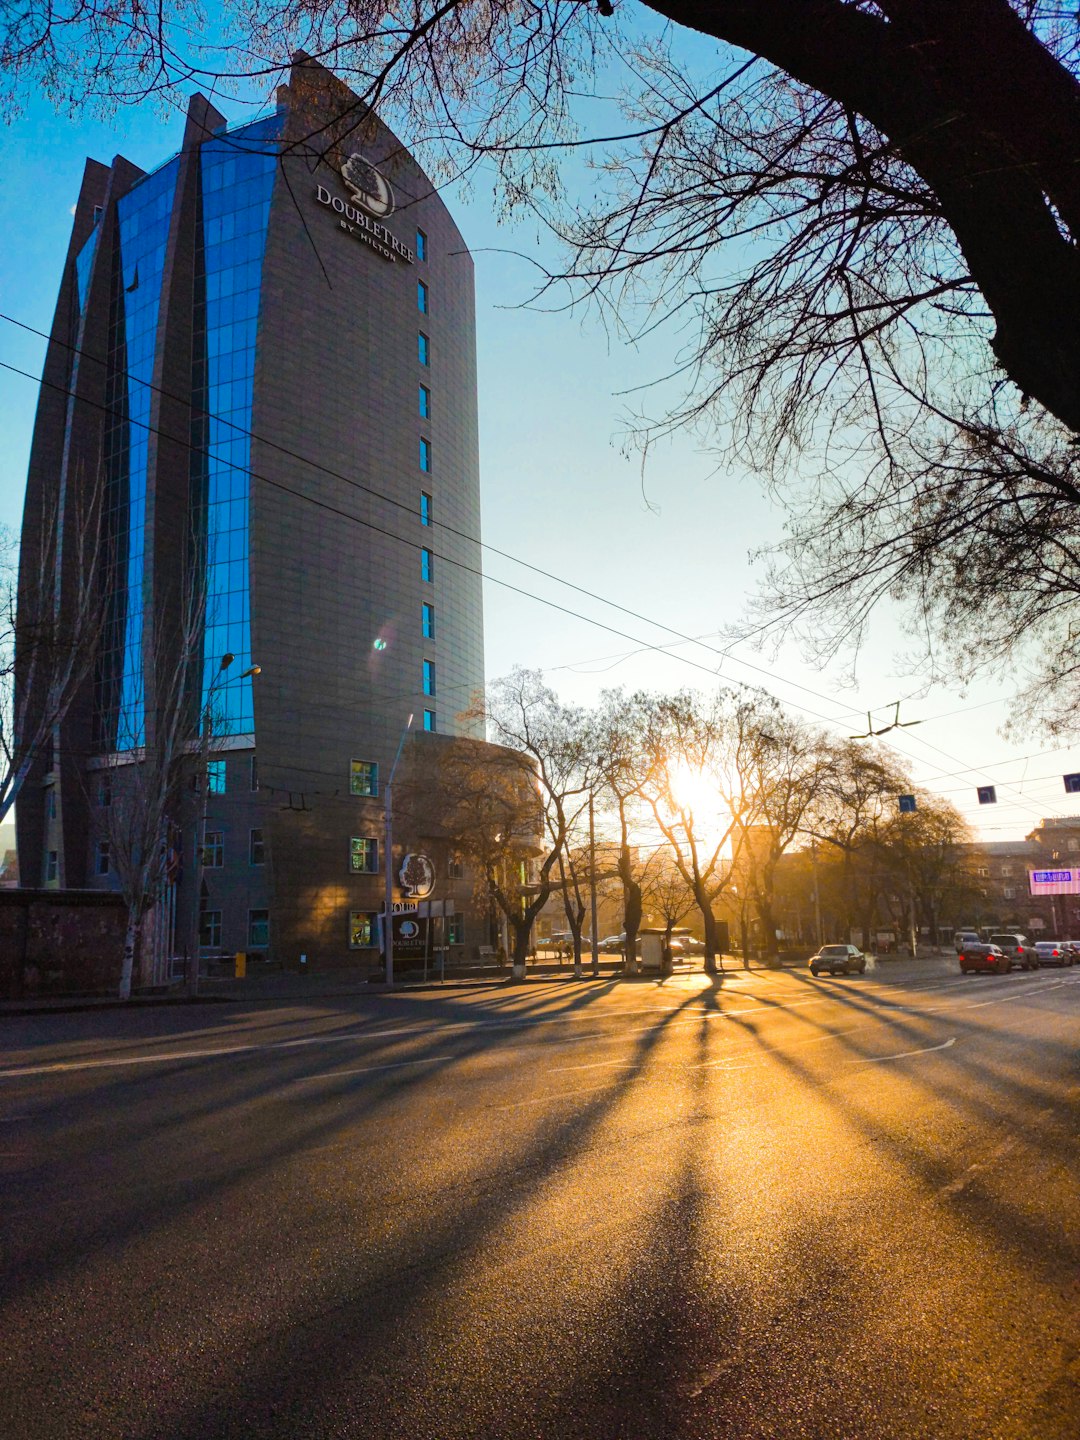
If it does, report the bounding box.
[693,1024,871,1068]
[550,1061,643,1074]
[940,1135,1021,1197]
[845,1035,957,1065]
[493,1083,618,1111]
[4,973,1075,1082]
[287,1056,456,1081]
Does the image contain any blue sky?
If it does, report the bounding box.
[1,78,1078,845]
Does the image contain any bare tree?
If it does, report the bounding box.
[2,473,104,826]
[731,700,832,964]
[102,583,204,1001]
[594,690,654,975]
[6,8,1079,716]
[421,670,590,980]
[636,689,748,975]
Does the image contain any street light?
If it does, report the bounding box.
[188,654,260,995]
[384,712,414,987]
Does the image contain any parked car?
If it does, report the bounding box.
[959,943,1010,974]
[1035,940,1075,967]
[989,932,1039,970]
[809,944,867,977]
[598,934,626,953]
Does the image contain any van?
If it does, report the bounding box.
[953,929,981,952]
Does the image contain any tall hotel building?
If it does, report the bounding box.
[17,57,487,968]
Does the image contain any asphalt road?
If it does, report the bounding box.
[1,960,1078,1439]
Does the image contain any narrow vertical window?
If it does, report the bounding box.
[417,279,428,313]
[418,332,429,366]
[424,710,436,732]
[420,491,432,526]
[419,384,430,419]
[423,659,436,697]
[248,910,270,948]
[207,758,226,794]
[421,547,433,582]
[416,228,427,262]
[420,437,431,473]
[250,754,259,791]
[46,850,58,882]
[95,839,110,875]
[249,828,265,865]
[422,601,435,639]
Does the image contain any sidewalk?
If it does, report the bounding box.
[0,958,629,1015]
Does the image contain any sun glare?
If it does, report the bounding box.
[668,760,731,847]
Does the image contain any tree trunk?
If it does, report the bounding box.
[118,912,139,1001]
[699,897,719,976]
[620,842,642,977]
[509,916,530,981]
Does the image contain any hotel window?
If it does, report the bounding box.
[421,547,433,582]
[349,911,377,949]
[47,789,57,820]
[423,659,436,697]
[420,491,432,525]
[98,775,112,807]
[420,437,432,473]
[248,909,270,948]
[1000,864,1013,877]
[249,828,265,865]
[424,710,436,732]
[94,839,110,875]
[417,279,428,313]
[350,759,378,797]
[199,909,222,949]
[448,853,464,880]
[447,916,463,945]
[416,227,427,261]
[207,758,226,794]
[419,384,430,419]
[1069,837,1080,853]
[202,830,224,867]
[350,836,379,873]
[977,865,990,878]
[250,755,259,791]
[418,332,429,366]
[422,601,435,639]
[46,850,58,882]
[1003,886,1016,900]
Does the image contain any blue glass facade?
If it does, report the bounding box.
[192,116,281,734]
[100,161,179,749]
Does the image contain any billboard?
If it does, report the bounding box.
[1029,869,1080,895]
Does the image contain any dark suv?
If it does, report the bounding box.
[989,933,1038,970]
[809,944,867,977]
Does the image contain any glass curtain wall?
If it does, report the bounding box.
[99,161,179,750]
[191,115,281,736]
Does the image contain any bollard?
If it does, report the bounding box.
[234,951,247,979]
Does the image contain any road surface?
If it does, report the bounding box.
[1,960,1078,1438]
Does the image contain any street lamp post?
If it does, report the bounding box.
[589,789,600,979]
[383,713,414,987]
[188,654,260,996]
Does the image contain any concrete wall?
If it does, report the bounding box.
[0,890,127,999]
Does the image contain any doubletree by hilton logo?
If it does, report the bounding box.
[341,152,394,219]
[313,149,414,264]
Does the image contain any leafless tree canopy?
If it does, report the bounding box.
[6,3,1080,719]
